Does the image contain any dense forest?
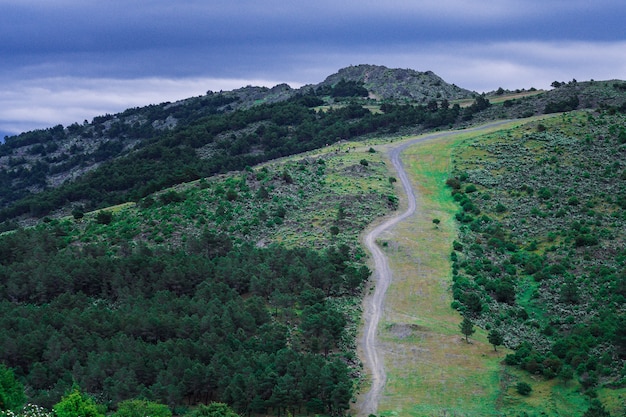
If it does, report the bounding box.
[0,226,367,415]
[449,110,626,393]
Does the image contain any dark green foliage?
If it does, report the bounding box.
[462,95,491,120]
[574,234,599,247]
[559,365,574,385]
[515,382,532,396]
[460,316,475,343]
[159,190,185,205]
[582,399,612,417]
[95,210,113,225]
[446,177,461,189]
[488,329,504,351]
[72,208,84,220]
[329,79,369,98]
[188,403,240,417]
[114,400,171,417]
[544,96,580,113]
[0,227,363,413]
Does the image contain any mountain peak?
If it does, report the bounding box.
[319,64,475,101]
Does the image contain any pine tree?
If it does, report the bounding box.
[460,316,475,343]
[487,329,503,351]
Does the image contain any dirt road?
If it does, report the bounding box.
[357,121,512,416]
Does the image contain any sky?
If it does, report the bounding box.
[1,0,626,139]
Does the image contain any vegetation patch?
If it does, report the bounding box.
[448,111,626,415]
[0,143,396,416]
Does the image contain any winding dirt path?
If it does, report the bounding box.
[357,121,512,416]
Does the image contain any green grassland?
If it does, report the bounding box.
[371,115,625,416]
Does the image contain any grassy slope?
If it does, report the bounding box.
[25,112,625,416]
[55,139,394,255]
[371,120,608,417]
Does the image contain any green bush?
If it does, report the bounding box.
[95,210,113,225]
[516,382,532,396]
[53,387,103,417]
[115,399,171,417]
[188,403,240,417]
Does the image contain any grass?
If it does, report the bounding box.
[368,121,598,416]
[373,132,508,416]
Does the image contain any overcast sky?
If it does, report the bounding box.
[2,0,626,138]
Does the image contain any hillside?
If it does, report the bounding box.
[0,138,395,414]
[0,65,479,229]
[2,69,626,232]
[446,111,626,414]
[2,66,626,417]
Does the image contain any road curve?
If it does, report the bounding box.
[357,120,512,416]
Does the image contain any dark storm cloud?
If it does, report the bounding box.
[3,0,624,78]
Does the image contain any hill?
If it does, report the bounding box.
[0,65,478,229]
[1,66,626,417]
[445,111,626,414]
[0,136,395,414]
[4,72,626,231]
[315,64,474,101]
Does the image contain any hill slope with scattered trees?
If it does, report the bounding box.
[449,110,626,397]
[2,67,626,417]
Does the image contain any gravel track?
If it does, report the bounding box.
[356,121,512,416]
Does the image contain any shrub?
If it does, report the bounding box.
[495,203,507,213]
[446,177,461,189]
[160,190,184,205]
[95,211,113,225]
[516,382,532,396]
[115,400,171,417]
[188,403,240,417]
[53,387,103,417]
[575,234,599,247]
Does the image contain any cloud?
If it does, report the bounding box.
[0,76,295,135]
[289,40,626,92]
[2,39,626,135]
[1,1,625,135]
